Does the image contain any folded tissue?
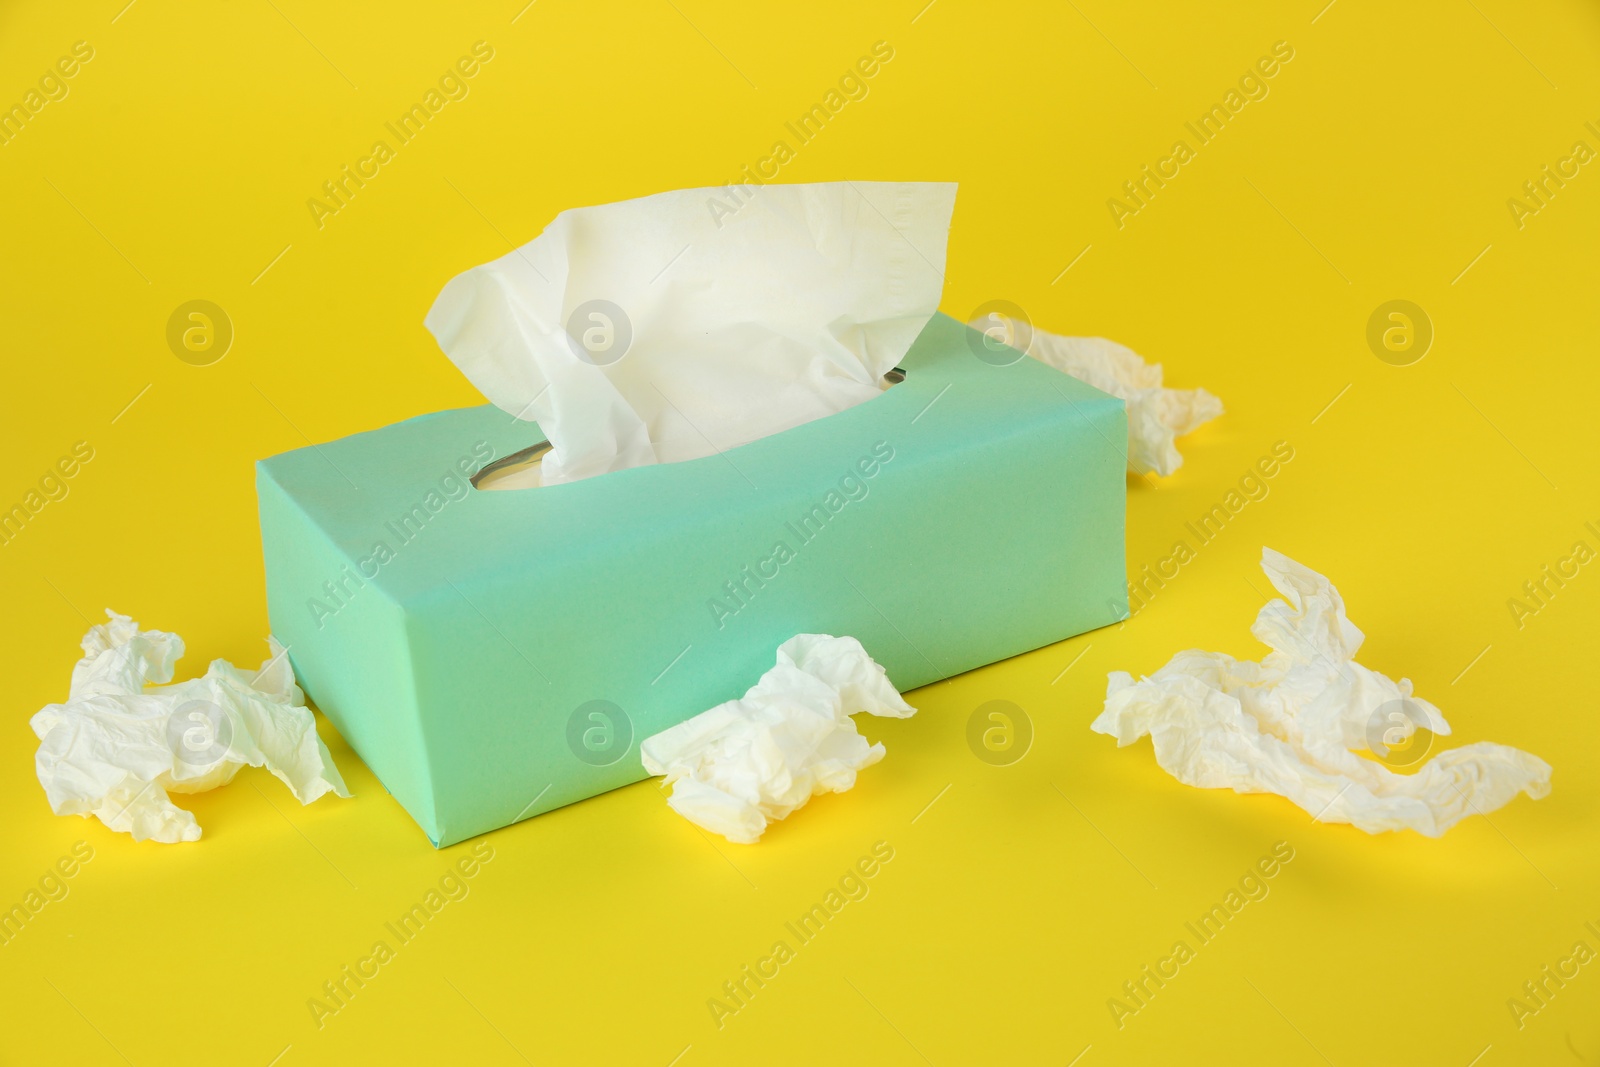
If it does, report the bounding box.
[428,181,957,484]
[969,316,1222,476]
[1091,548,1550,835]
[31,611,349,843]
[641,634,915,843]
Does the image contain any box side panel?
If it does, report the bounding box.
[406,340,1128,846]
[256,464,442,843]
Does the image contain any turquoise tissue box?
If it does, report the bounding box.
[256,313,1128,846]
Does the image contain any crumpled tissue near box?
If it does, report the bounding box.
[641,634,915,843]
[31,610,348,843]
[1092,548,1551,835]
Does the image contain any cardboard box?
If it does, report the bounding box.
[256,314,1127,846]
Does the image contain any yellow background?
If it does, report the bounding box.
[2,0,1598,1064]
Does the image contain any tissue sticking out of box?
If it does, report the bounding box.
[1091,548,1550,835]
[641,634,916,844]
[427,181,957,486]
[969,317,1222,476]
[30,611,350,843]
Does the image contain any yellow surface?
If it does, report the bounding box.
[2,1,1598,1064]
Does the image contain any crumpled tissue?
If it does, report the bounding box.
[1091,548,1550,835]
[640,634,916,843]
[970,317,1222,476]
[428,181,957,485]
[31,611,350,843]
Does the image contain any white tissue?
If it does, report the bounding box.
[428,182,956,485]
[1091,549,1550,835]
[640,634,915,843]
[31,611,350,843]
[972,319,1222,476]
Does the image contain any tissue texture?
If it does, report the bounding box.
[429,182,956,485]
[640,634,915,843]
[973,319,1222,476]
[1091,549,1550,835]
[31,611,350,843]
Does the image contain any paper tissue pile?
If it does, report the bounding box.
[970,316,1223,476]
[1092,548,1551,835]
[641,635,915,843]
[429,181,957,485]
[31,611,348,843]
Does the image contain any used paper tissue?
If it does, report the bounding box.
[31,611,349,843]
[1091,548,1550,835]
[428,181,957,484]
[641,634,915,843]
[970,317,1222,476]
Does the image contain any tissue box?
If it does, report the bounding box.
[256,313,1127,846]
